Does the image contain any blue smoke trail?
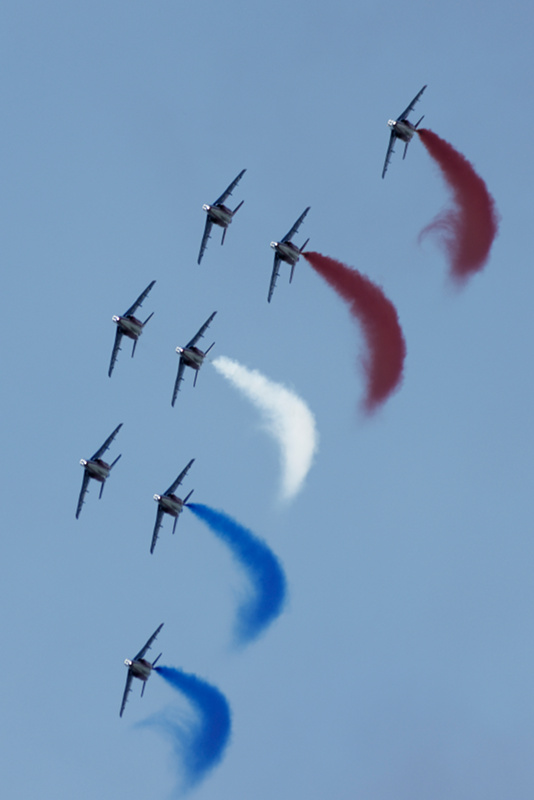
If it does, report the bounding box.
[186,503,287,646]
[139,665,231,794]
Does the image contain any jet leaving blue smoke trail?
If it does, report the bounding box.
[141,666,231,793]
[186,503,287,646]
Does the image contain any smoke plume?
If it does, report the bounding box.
[303,252,406,413]
[212,355,318,502]
[186,503,287,646]
[417,128,499,283]
[140,666,231,793]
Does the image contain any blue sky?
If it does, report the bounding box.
[2,1,534,798]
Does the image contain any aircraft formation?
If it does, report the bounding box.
[74,83,474,752]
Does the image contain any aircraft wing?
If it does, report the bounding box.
[108,328,124,377]
[133,622,164,661]
[197,217,214,265]
[398,84,427,122]
[90,423,123,461]
[119,672,134,717]
[165,458,195,495]
[213,169,246,206]
[123,280,156,317]
[75,471,91,519]
[171,358,186,407]
[382,131,396,179]
[150,506,166,554]
[267,254,282,303]
[186,311,217,348]
[282,207,310,243]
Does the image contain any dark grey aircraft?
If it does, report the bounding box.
[120,623,164,717]
[150,459,194,554]
[197,170,246,264]
[382,85,427,179]
[268,207,310,303]
[108,280,156,377]
[171,311,217,405]
[76,423,122,519]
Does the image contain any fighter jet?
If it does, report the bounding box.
[75,423,122,519]
[197,170,246,264]
[108,280,155,377]
[382,85,427,179]
[268,207,310,303]
[150,459,194,554]
[119,623,164,717]
[171,311,217,406]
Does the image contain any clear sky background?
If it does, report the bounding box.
[2,1,533,798]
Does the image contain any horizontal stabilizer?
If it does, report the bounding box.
[289,263,296,284]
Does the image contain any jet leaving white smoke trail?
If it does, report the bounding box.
[212,356,318,502]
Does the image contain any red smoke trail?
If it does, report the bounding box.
[417,129,499,284]
[303,252,406,413]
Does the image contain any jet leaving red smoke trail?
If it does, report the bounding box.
[303,252,406,413]
[417,129,499,284]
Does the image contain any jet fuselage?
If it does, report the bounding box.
[270,240,300,266]
[203,203,233,228]
[387,119,416,143]
[80,457,111,482]
[177,345,205,370]
[124,657,152,682]
[112,314,143,340]
[153,493,184,517]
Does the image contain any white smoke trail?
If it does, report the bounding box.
[212,356,318,503]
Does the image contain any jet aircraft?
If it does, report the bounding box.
[75,423,122,519]
[197,169,246,264]
[268,207,310,303]
[119,623,164,717]
[108,280,156,377]
[150,459,195,554]
[382,85,427,179]
[171,311,217,406]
